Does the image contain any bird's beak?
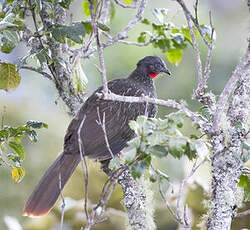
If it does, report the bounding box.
[161,66,171,76]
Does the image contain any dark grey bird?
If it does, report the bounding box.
[23,56,171,217]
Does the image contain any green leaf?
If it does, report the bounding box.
[52,23,86,44]
[110,2,115,21]
[82,0,97,16]
[181,26,191,43]
[198,105,208,114]
[153,39,170,52]
[25,120,48,129]
[152,8,167,24]
[148,145,168,158]
[130,161,148,179]
[143,155,152,165]
[83,1,90,16]
[98,22,110,32]
[23,130,38,142]
[152,23,165,36]
[0,13,17,31]
[123,0,133,5]
[238,175,250,201]
[73,63,88,94]
[168,136,186,159]
[31,0,42,14]
[35,49,48,67]
[127,136,141,149]
[51,25,66,43]
[137,32,146,43]
[141,18,150,25]
[149,170,158,182]
[9,139,25,159]
[82,21,92,34]
[109,157,120,170]
[171,33,185,48]
[129,120,140,135]
[200,25,213,41]
[123,146,137,163]
[0,63,21,91]
[184,141,196,160]
[59,0,72,9]
[0,129,9,139]
[1,30,19,53]
[242,142,250,151]
[147,131,167,146]
[166,49,183,66]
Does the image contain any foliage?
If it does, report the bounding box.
[238,175,250,202]
[0,62,20,91]
[0,120,47,183]
[110,112,210,180]
[138,8,213,65]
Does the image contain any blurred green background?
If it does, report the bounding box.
[0,0,249,229]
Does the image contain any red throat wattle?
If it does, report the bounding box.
[149,73,159,79]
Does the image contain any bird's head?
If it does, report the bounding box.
[136,56,171,79]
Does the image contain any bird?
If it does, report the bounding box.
[23,56,171,217]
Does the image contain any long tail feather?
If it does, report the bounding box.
[23,153,80,217]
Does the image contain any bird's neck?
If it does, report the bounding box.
[129,68,154,86]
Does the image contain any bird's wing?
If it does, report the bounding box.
[64,80,148,161]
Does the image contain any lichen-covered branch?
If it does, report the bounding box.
[175,0,215,106]
[39,3,85,115]
[99,92,207,130]
[212,45,250,133]
[118,169,156,230]
[207,42,250,230]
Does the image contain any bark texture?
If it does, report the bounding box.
[118,169,156,230]
[207,46,250,230]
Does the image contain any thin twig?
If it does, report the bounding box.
[158,182,180,223]
[29,0,43,47]
[59,173,66,230]
[114,0,136,8]
[81,0,148,58]
[102,31,156,47]
[96,107,114,158]
[77,115,90,224]
[19,66,53,80]
[203,11,214,82]
[176,0,203,97]
[194,0,198,23]
[236,209,250,218]
[176,159,205,227]
[89,0,108,93]
[117,39,153,46]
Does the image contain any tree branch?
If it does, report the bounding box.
[98,92,207,130]
[19,66,53,80]
[39,3,85,115]
[89,0,108,94]
[236,209,250,218]
[208,41,250,230]
[176,0,203,96]
[82,0,147,58]
[212,44,250,133]
[176,0,215,106]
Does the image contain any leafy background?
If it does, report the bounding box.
[0,0,249,229]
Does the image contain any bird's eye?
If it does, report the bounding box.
[149,64,154,70]
[156,63,161,69]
